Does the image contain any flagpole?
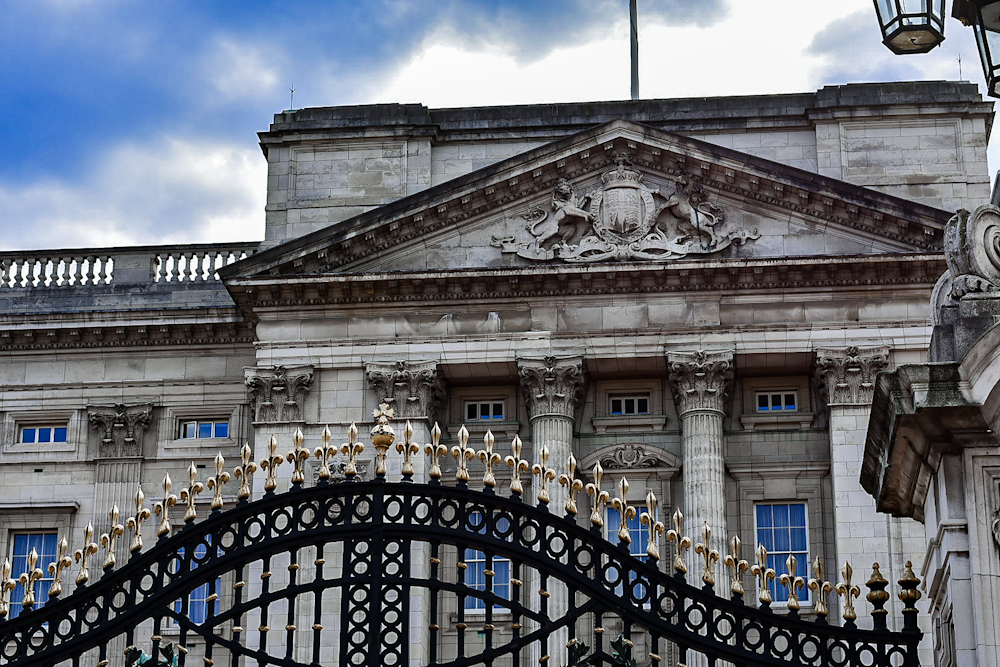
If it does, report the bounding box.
[630,0,639,100]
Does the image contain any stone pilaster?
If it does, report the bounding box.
[667,350,733,556]
[814,346,924,632]
[245,365,314,424]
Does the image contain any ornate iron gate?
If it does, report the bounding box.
[0,414,922,667]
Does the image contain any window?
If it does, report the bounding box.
[179,420,229,439]
[20,426,67,444]
[609,395,650,416]
[465,401,505,421]
[755,392,797,412]
[755,503,809,604]
[9,532,58,619]
[606,506,652,600]
[172,541,220,624]
[464,512,511,611]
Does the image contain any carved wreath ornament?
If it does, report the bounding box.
[491,152,759,263]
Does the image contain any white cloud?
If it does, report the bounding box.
[205,37,282,102]
[0,138,266,251]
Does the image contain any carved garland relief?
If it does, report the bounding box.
[492,152,759,263]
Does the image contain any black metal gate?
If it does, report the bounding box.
[0,419,922,667]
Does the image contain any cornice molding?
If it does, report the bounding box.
[0,322,256,352]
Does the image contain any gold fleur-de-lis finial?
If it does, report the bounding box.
[807,557,834,617]
[504,435,530,496]
[99,504,125,571]
[207,452,231,511]
[584,463,610,528]
[47,537,73,598]
[778,554,806,611]
[639,490,665,561]
[17,548,44,610]
[125,485,151,554]
[0,559,16,618]
[153,474,178,537]
[531,445,557,504]
[396,421,421,479]
[314,425,336,481]
[341,422,364,479]
[179,462,205,523]
[750,543,776,605]
[694,522,721,587]
[478,430,502,488]
[260,435,284,491]
[666,509,692,574]
[558,454,584,516]
[424,422,447,480]
[370,403,396,477]
[234,442,257,500]
[723,535,750,598]
[836,561,862,623]
[73,522,99,585]
[286,427,310,485]
[610,477,636,544]
[452,425,475,483]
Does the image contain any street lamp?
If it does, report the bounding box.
[873,0,947,54]
[964,2,1000,95]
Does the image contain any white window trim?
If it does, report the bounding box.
[754,390,799,413]
[751,501,812,610]
[463,511,512,614]
[608,394,652,416]
[463,400,507,422]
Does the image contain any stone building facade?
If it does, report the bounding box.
[0,81,993,665]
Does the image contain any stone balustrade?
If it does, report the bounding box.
[0,242,258,289]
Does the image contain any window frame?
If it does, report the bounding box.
[463,400,506,422]
[178,419,230,440]
[170,539,221,626]
[463,511,512,613]
[8,531,59,619]
[19,425,69,444]
[605,505,654,605]
[754,391,799,413]
[752,501,810,608]
[608,394,651,416]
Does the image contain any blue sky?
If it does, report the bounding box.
[0,0,992,250]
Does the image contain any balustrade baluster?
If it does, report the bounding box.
[183,252,195,281]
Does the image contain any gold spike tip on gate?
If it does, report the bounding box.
[478,430,502,488]
[807,557,834,617]
[73,521,99,585]
[610,477,636,544]
[125,485,151,554]
[504,435,530,495]
[639,490,665,561]
[723,535,750,598]
[396,420,421,478]
[777,554,805,612]
[341,422,364,479]
[666,509,692,574]
[584,462,610,528]
[531,445,557,504]
[750,543,776,605]
[17,548,44,609]
[425,422,447,480]
[260,435,284,491]
[153,475,178,537]
[286,427,310,485]
[0,559,15,619]
[558,453,584,516]
[234,443,257,500]
[47,536,73,598]
[836,561,862,622]
[694,522,720,587]
[179,463,205,523]
[451,425,475,483]
[207,452,231,511]
[314,425,336,480]
[99,504,125,571]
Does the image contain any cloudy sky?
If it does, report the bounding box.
[0,0,992,250]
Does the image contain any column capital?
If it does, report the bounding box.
[813,346,889,408]
[365,360,446,420]
[666,350,734,416]
[245,365,314,423]
[88,403,153,458]
[517,356,586,420]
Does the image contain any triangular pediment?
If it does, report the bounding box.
[222,119,949,284]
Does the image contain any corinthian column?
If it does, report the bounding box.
[667,350,734,556]
[517,356,586,477]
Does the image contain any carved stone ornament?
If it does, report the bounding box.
[814,346,889,407]
[667,350,734,415]
[88,403,153,458]
[245,365,314,423]
[517,356,586,419]
[365,360,445,419]
[491,152,759,263]
[941,205,1000,302]
[312,459,370,484]
[596,443,675,470]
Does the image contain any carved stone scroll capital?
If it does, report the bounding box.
[667,350,734,416]
[245,365,314,423]
[88,403,153,459]
[813,346,889,408]
[517,356,586,420]
[365,360,445,420]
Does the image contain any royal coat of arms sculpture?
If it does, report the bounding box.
[492,152,759,263]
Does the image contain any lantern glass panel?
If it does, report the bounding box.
[972,12,1000,97]
[874,0,945,54]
